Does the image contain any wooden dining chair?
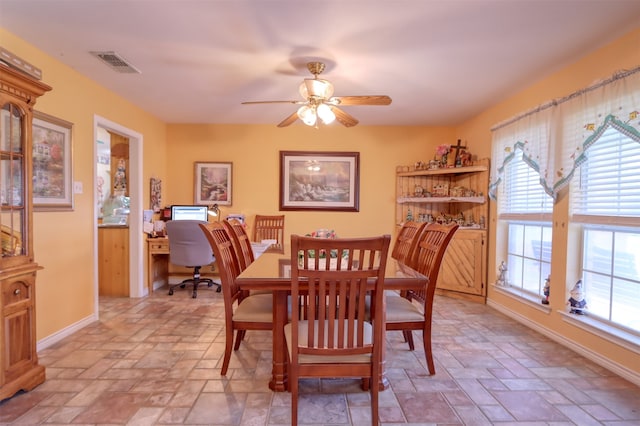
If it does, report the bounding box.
[385,223,458,375]
[199,222,273,375]
[252,214,285,247]
[223,218,255,271]
[391,220,427,265]
[286,234,391,426]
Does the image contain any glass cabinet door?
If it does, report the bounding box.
[0,103,26,257]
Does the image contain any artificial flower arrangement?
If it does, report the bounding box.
[435,144,452,167]
[435,144,450,157]
[303,229,347,258]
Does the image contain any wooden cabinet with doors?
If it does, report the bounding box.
[98,226,129,296]
[396,158,489,303]
[0,65,51,400]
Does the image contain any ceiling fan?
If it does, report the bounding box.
[242,61,392,128]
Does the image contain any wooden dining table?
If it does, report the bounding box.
[235,244,428,392]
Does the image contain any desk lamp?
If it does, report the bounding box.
[208,203,221,222]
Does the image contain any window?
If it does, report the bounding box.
[499,148,554,296]
[507,222,552,295]
[571,127,640,333]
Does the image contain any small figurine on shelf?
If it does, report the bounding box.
[542,275,550,304]
[406,208,413,222]
[567,280,587,314]
[459,149,473,166]
[435,144,450,168]
[113,158,127,193]
[496,261,508,286]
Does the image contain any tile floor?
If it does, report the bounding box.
[1,286,639,425]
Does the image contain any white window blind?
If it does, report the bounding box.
[572,128,640,223]
[500,149,553,218]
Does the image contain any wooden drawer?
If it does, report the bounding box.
[2,278,32,309]
[148,239,169,252]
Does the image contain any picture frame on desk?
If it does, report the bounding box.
[194,162,232,206]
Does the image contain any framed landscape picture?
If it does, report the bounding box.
[279,151,359,212]
[32,111,74,211]
[194,162,232,205]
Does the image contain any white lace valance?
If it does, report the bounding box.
[489,66,640,200]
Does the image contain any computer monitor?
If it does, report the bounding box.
[170,205,209,222]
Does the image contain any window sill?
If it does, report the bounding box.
[559,311,640,354]
[492,284,552,314]
[492,284,639,353]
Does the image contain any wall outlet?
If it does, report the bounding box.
[73,181,83,194]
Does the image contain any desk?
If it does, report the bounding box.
[146,237,219,294]
[147,237,269,295]
[235,245,427,392]
[147,237,170,294]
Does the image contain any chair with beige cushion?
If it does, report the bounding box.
[199,222,273,375]
[223,218,255,271]
[252,214,285,248]
[286,234,391,426]
[385,223,458,375]
[391,220,427,265]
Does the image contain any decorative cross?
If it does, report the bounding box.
[449,139,467,163]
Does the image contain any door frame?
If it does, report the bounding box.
[93,116,144,314]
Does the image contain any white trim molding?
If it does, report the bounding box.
[36,313,97,352]
[487,299,640,388]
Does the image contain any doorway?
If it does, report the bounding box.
[93,116,144,315]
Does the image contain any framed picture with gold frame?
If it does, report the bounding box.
[194,162,232,206]
[32,111,74,211]
[279,151,360,212]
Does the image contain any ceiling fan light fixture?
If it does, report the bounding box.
[299,78,334,99]
[317,103,335,124]
[297,105,317,126]
[242,61,391,128]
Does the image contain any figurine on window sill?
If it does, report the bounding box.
[567,279,587,314]
[496,261,507,286]
[542,275,550,305]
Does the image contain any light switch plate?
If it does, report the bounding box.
[73,181,83,194]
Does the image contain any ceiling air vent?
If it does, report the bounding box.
[90,51,140,74]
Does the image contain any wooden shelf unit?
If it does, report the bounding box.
[0,64,51,401]
[395,158,489,303]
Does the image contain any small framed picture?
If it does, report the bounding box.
[32,111,74,211]
[194,162,232,205]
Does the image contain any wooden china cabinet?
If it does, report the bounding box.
[0,65,51,400]
[396,158,489,303]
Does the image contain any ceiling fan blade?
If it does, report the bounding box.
[242,100,304,105]
[331,95,392,106]
[277,111,299,127]
[330,106,359,127]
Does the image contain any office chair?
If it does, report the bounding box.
[165,220,221,298]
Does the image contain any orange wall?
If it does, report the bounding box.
[457,27,640,376]
[2,23,638,379]
[1,28,168,340]
[166,124,455,239]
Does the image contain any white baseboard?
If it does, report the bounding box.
[36,313,98,352]
[487,299,640,388]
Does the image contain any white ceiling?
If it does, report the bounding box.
[1,0,639,127]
